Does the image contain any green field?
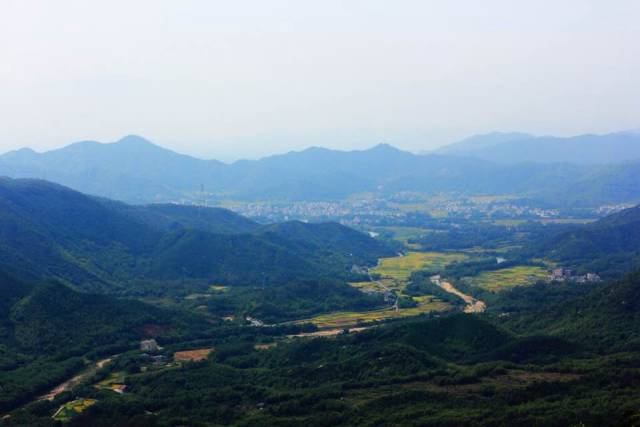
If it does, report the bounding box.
[372,226,433,242]
[295,296,450,328]
[94,372,126,393]
[349,278,397,293]
[462,266,549,292]
[372,252,468,280]
[52,399,97,422]
[334,252,471,327]
[493,218,597,226]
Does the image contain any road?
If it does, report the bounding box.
[38,356,115,401]
[431,276,486,313]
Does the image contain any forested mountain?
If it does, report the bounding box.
[0,135,224,203]
[2,135,639,205]
[437,130,640,164]
[0,178,391,294]
[529,204,640,277]
[503,271,640,353]
[108,201,260,235]
[29,310,638,427]
[0,270,201,412]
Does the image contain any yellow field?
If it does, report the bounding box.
[320,252,467,328]
[295,296,450,328]
[52,399,97,422]
[462,266,548,292]
[95,372,126,393]
[174,348,214,362]
[372,252,468,280]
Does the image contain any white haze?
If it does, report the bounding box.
[1,0,639,161]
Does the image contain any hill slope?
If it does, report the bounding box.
[504,270,640,353]
[530,204,640,277]
[0,270,199,412]
[0,178,390,294]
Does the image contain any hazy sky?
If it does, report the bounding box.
[1,1,639,160]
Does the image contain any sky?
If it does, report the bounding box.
[1,0,639,161]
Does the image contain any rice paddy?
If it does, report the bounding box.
[295,296,450,329]
[372,251,468,280]
[462,265,549,292]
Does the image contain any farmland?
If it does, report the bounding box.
[461,266,549,292]
[349,278,397,293]
[94,372,126,394]
[336,251,469,327]
[371,226,433,242]
[52,399,97,422]
[174,348,214,362]
[295,296,450,329]
[372,251,468,280]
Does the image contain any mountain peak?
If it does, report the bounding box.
[116,135,155,147]
[0,147,38,161]
[366,143,404,154]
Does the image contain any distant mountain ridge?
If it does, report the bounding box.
[1,134,639,205]
[435,132,534,154]
[436,131,640,164]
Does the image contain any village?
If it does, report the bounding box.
[549,267,602,283]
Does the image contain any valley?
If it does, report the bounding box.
[3,4,640,424]
[0,177,639,426]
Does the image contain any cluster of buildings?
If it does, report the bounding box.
[549,268,601,283]
[433,198,561,219]
[215,193,575,224]
[593,203,634,216]
[223,198,397,224]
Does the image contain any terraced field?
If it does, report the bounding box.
[462,266,548,292]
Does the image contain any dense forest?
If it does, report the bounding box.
[0,178,391,295]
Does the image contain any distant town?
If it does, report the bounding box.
[208,193,633,226]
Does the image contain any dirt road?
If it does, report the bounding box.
[431,277,486,313]
[39,356,115,401]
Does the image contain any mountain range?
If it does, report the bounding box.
[1,133,639,206]
[436,130,640,164]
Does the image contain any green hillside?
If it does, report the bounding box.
[0,178,391,294]
[0,271,201,412]
[530,205,640,277]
